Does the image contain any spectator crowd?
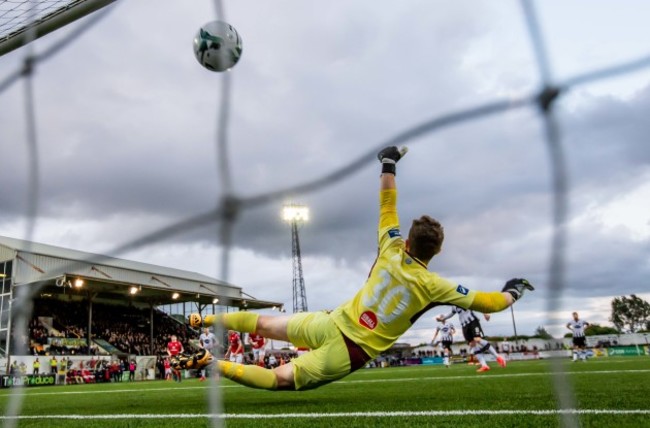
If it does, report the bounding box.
[23,298,198,358]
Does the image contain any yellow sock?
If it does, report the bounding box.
[218,360,278,390]
[203,312,259,332]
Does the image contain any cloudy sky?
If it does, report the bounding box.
[1,0,648,345]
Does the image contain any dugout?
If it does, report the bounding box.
[0,235,281,358]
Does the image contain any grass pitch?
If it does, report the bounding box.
[1,357,648,427]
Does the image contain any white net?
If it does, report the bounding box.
[1,0,649,426]
[0,0,77,37]
[0,0,115,56]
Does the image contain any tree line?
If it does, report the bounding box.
[556,294,650,338]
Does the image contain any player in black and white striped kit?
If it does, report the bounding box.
[437,306,506,372]
[567,312,590,362]
[431,319,456,367]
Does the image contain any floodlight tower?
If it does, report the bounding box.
[282,204,309,313]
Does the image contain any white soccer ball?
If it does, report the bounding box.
[193,21,243,72]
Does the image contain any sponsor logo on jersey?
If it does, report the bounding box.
[359,311,378,330]
[456,284,469,295]
[405,258,412,264]
[388,228,401,238]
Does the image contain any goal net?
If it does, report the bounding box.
[0,0,115,56]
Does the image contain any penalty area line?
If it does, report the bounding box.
[1,409,650,420]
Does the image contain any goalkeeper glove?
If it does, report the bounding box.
[502,278,534,301]
[170,354,190,370]
[188,313,202,328]
[377,146,407,175]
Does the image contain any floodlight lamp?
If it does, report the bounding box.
[74,279,84,288]
[172,292,180,300]
[129,286,138,295]
[212,298,219,304]
[282,204,309,222]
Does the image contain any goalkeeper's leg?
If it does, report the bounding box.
[217,360,293,390]
[203,312,259,333]
[202,313,291,341]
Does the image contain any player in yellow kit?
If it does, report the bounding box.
[184,146,534,391]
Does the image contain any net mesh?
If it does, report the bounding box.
[1,0,649,426]
[0,0,75,38]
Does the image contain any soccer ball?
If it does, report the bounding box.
[189,313,202,328]
[193,21,243,72]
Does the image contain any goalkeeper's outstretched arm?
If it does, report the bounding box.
[378,146,407,190]
[470,278,535,313]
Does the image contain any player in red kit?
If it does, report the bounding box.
[225,330,244,364]
[166,335,184,382]
[248,332,266,367]
[163,358,171,380]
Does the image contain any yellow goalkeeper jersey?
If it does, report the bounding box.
[330,188,476,357]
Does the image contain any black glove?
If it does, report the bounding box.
[502,278,534,301]
[170,354,190,370]
[377,146,406,175]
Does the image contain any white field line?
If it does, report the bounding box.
[0,409,649,420]
[354,358,647,375]
[337,369,650,384]
[1,368,649,397]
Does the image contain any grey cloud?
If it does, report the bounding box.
[1,1,648,333]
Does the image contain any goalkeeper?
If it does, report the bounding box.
[187,146,534,391]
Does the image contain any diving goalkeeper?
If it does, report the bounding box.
[184,146,534,391]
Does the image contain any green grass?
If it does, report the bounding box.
[1,357,649,427]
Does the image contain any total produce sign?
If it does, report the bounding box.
[1,374,56,388]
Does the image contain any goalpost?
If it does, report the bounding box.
[0,0,116,57]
